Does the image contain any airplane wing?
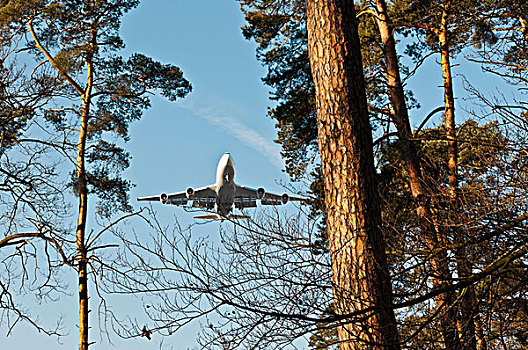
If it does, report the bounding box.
[137,185,217,207]
[234,185,305,206]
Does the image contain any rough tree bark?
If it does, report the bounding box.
[305,1,400,348]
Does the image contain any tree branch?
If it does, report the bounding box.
[27,19,84,96]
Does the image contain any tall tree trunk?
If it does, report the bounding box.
[439,11,458,204]
[372,0,423,202]
[305,1,400,349]
[439,6,476,349]
[77,99,89,350]
[372,1,461,349]
[77,30,95,349]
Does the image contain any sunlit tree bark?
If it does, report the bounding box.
[305,1,400,348]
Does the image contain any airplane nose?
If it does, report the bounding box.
[219,152,233,166]
[223,153,234,166]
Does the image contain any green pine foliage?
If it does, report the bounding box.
[380,120,527,348]
[238,0,528,349]
[0,0,191,217]
[0,0,191,339]
[239,0,317,180]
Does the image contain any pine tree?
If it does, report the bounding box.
[0,1,191,348]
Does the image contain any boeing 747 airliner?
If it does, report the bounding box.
[137,152,304,220]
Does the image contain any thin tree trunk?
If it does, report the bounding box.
[372,2,461,348]
[439,13,458,204]
[439,6,476,349]
[305,1,400,348]
[76,100,89,350]
[372,0,423,202]
[77,28,96,350]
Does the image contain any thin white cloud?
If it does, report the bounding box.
[177,95,284,168]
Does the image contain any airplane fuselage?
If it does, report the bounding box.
[215,153,236,216]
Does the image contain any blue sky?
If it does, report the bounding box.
[1,1,514,349]
[2,1,288,349]
[123,1,287,194]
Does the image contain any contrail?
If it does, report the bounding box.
[177,95,284,168]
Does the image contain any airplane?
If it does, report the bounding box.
[137,152,305,220]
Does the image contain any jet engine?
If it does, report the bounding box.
[281,193,289,204]
[257,187,265,199]
[186,187,194,199]
[160,193,168,204]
